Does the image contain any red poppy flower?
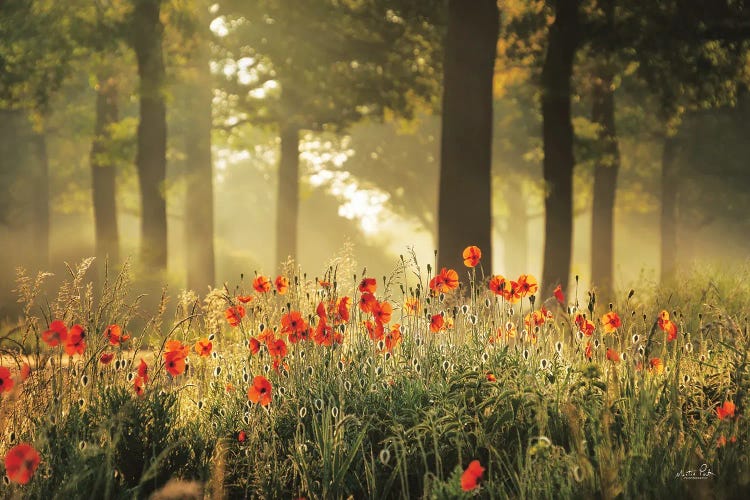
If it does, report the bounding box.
[524,310,546,328]
[585,341,593,360]
[384,325,402,352]
[238,430,247,442]
[225,305,246,327]
[195,338,213,357]
[281,311,307,336]
[716,400,736,420]
[657,310,677,341]
[430,314,445,333]
[601,312,621,334]
[435,268,459,293]
[133,375,145,397]
[365,320,384,341]
[100,352,115,365]
[4,443,41,485]
[488,275,506,295]
[253,275,272,293]
[237,295,254,304]
[313,320,335,346]
[20,363,30,381]
[553,285,565,304]
[138,358,149,382]
[516,274,538,297]
[165,339,190,358]
[275,275,289,295]
[248,375,272,406]
[648,357,664,374]
[64,325,86,356]
[249,337,261,354]
[0,366,14,393]
[164,340,188,377]
[372,301,393,325]
[42,320,67,347]
[462,246,482,268]
[575,313,595,336]
[268,338,287,359]
[359,292,378,313]
[104,324,130,346]
[337,296,351,323]
[606,348,620,363]
[486,372,496,382]
[359,277,377,294]
[461,460,485,491]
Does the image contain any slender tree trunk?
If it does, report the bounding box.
[540,0,580,295]
[131,0,167,272]
[91,77,120,268]
[437,0,498,273]
[504,176,528,273]
[660,135,678,283]
[590,71,620,299]
[276,124,300,269]
[184,26,215,292]
[31,131,50,270]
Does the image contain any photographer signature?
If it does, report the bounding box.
[675,464,716,480]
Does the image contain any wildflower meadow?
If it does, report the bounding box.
[1,247,749,499]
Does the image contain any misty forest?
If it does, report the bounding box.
[1,1,750,498]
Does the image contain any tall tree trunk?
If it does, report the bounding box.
[437,0,498,273]
[91,76,120,268]
[504,176,528,273]
[31,131,50,271]
[131,0,167,272]
[184,24,215,292]
[276,124,300,269]
[590,70,620,299]
[660,135,678,283]
[540,0,580,296]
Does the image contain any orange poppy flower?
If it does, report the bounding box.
[238,430,247,442]
[488,275,506,295]
[248,375,272,406]
[337,297,351,323]
[524,310,546,328]
[275,275,289,295]
[601,312,621,334]
[359,292,377,313]
[585,341,593,360]
[365,320,384,341]
[249,337,261,354]
[384,325,402,352]
[649,357,664,374]
[501,281,521,303]
[430,314,445,333]
[657,310,677,341]
[373,301,393,325]
[100,352,115,365]
[138,358,149,383]
[486,372,497,382]
[404,297,420,315]
[716,400,736,420]
[164,353,186,377]
[462,246,482,267]
[553,284,565,304]
[358,277,377,294]
[516,274,538,297]
[64,325,86,356]
[430,268,459,293]
[4,443,41,485]
[0,366,14,393]
[195,338,213,357]
[281,311,307,336]
[606,348,620,363]
[253,275,272,293]
[237,295,254,304]
[104,324,130,346]
[133,375,145,397]
[225,305,246,327]
[42,319,68,347]
[461,460,485,491]
[268,338,287,359]
[313,320,336,346]
[165,339,189,357]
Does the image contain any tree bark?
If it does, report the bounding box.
[590,70,620,300]
[437,0,498,273]
[131,0,167,272]
[276,124,300,269]
[660,135,678,283]
[504,176,528,273]
[540,0,580,296]
[184,26,215,292]
[91,76,120,268]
